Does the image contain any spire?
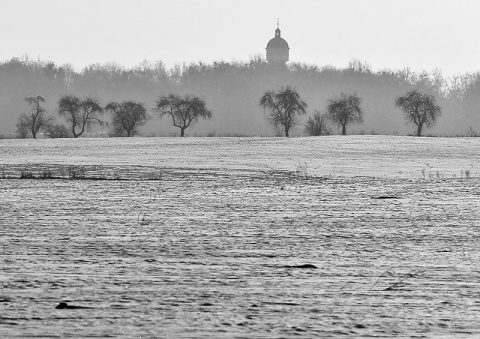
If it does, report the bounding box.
[275,18,281,38]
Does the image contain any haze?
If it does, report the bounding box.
[1,0,480,76]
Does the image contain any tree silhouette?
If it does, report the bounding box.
[156,94,212,137]
[105,101,149,137]
[58,96,105,138]
[327,93,363,135]
[395,90,441,136]
[17,96,54,138]
[259,86,307,137]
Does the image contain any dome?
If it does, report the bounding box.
[266,28,290,49]
[266,25,289,64]
[266,37,289,49]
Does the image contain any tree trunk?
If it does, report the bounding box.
[127,130,132,137]
[32,128,37,139]
[285,126,289,137]
[180,128,185,137]
[416,124,423,137]
[342,124,346,135]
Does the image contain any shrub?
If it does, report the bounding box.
[46,124,70,138]
[304,110,331,136]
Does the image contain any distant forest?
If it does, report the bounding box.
[1,56,480,137]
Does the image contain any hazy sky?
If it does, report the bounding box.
[1,0,479,77]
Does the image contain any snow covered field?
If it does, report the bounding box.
[1,136,480,338]
[1,135,480,178]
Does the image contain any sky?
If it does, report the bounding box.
[1,0,480,77]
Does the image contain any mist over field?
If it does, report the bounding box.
[1,57,480,138]
[3,0,480,336]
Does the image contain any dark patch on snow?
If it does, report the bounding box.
[55,302,93,309]
[282,264,318,269]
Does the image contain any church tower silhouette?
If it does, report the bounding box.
[266,20,289,64]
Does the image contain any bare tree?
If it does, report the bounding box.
[17,96,54,138]
[327,93,363,135]
[304,110,331,136]
[155,94,212,137]
[395,90,441,136]
[58,95,80,137]
[105,101,149,137]
[259,86,307,137]
[58,96,105,138]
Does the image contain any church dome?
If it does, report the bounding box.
[266,23,289,64]
[266,28,290,49]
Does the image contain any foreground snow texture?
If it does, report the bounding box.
[1,136,480,338]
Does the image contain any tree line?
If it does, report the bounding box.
[17,94,212,139]
[260,87,440,137]
[18,85,441,138]
[1,56,480,137]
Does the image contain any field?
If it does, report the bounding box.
[1,136,480,338]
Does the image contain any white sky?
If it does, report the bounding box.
[1,0,479,77]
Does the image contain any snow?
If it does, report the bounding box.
[1,136,480,337]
